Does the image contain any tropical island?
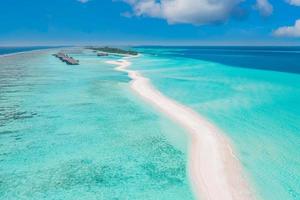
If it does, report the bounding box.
[2,0,300,199]
[86,46,138,56]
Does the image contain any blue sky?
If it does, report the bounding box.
[0,0,300,46]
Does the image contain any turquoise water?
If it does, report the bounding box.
[1,47,300,200]
[130,49,300,200]
[0,49,194,199]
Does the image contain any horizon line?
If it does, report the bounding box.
[1,44,300,47]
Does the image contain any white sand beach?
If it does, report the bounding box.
[107,58,255,200]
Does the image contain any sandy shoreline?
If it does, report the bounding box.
[107,57,255,200]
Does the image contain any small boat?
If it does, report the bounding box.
[97,52,109,57]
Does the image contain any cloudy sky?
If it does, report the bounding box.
[0,0,300,45]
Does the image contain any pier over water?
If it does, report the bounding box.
[53,52,79,65]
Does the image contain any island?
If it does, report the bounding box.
[86,46,138,56]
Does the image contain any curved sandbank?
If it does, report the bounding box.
[107,57,255,200]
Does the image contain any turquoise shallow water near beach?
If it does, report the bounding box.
[0,49,194,199]
[1,47,300,200]
[131,47,300,200]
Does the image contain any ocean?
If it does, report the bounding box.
[0,46,299,199]
[132,46,300,200]
[0,46,56,56]
[0,48,193,200]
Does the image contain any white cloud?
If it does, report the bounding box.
[286,0,300,6]
[123,0,241,25]
[255,0,273,16]
[78,0,90,3]
[273,19,300,37]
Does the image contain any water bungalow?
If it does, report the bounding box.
[53,52,79,65]
[97,52,109,56]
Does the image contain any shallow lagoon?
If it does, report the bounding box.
[0,49,194,200]
[131,48,300,200]
[1,47,300,200]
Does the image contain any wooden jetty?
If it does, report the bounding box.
[53,52,79,65]
[97,52,109,57]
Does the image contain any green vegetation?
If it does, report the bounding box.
[86,46,138,56]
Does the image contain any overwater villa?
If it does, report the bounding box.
[97,52,109,56]
[53,52,79,65]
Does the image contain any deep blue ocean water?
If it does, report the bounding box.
[137,46,300,74]
[0,46,59,56]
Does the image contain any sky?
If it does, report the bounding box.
[0,0,300,46]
